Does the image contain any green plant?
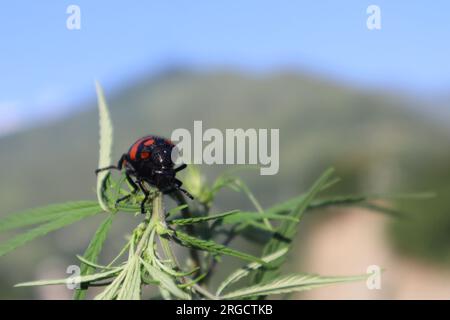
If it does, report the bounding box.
[0,82,426,300]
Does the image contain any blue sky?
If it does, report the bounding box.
[1,1,449,135]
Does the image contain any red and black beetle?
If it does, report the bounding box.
[95,135,192,213]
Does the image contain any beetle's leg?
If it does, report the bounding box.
[95,154,127,175]
[95,165,118,175]
[174,163,187,172]
[161,179,194,200]
[173,178,194,200]
[137,180,150,214]
[115,173,139,206]
[178,188,193,200]
[115,194,131,205]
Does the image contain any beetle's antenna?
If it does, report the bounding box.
[178,186,194,200]
[95,154,127,175]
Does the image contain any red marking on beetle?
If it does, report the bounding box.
[140,151,151,159]
[129,137,148,160]
[144,139,155,146]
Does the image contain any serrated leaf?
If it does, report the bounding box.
[235,178,338,221]
[174,230,264,264]
[221,212,299,225]
[216,248,288,296]
[179,273,208,289]
[308,193,419,212]
[0,206,102,258]
[96,81,114,212]
[95,268,128,300]
[74,213,115,300]
[15,267,121,287]
[221,273,367,299]
[308,194,422,218]
[252,168,335,284]
[75,255,114,270]
[166,204,189,218]
[168,210,239,226]
[0,201,99,233]
[140,259,190,300]
[117,257,141,300]
[211,174,273,229]
[170,210,297,232]
[361,203,406,218]
[308,195,367,211]
[153,257,199,278]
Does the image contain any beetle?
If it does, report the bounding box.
[95,135,192,213]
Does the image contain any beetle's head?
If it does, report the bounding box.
[151,144,174,169]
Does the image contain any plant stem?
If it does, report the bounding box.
[134,222,152,258]
[153,195,180,268]
[170,190,202,271]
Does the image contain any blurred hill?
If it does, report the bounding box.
[1,69,450,298]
